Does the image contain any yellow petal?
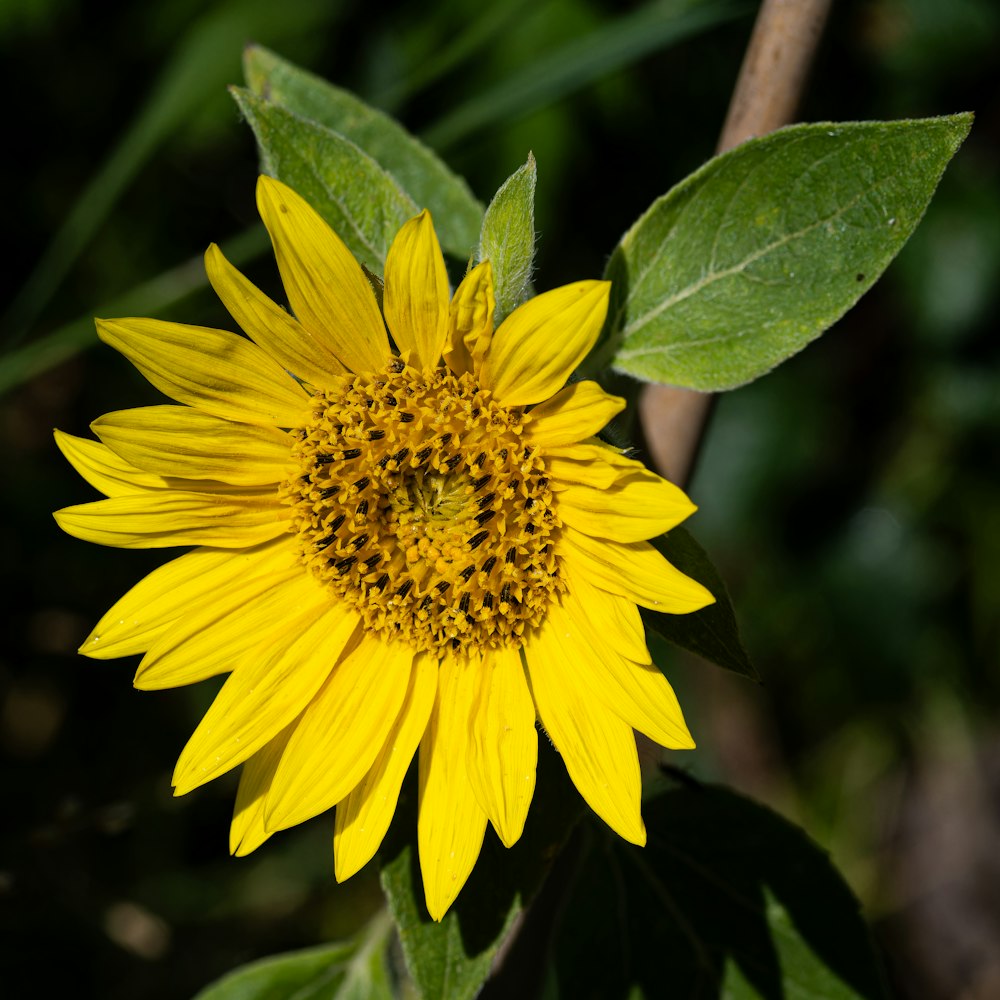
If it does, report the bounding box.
[54,489,287,549]
[545,440,648,492]
[466,645,537,848]
[55,430,172,497]
[265,634,414,832]
[135,562,321,690]
[383,211,450,369]
[443,260,494,376]
[334,651,438,881]
[549,592,694,750]
[230,723,296,857]
[561,526,715,613]
[80,539,296,660]
[560,565,650,665]
[557,470,697,542]
[205,242,347,387]
[97,317,310,427]
[525,381,624,448]
[480,280,610,406]
[92,405,293,486]
[172,601,359,795]
[418,652,488,921]
[546,453,620,491]
[524,620,646,845]
[256,176,389,374]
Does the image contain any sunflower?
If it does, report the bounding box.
[54,176,714,920]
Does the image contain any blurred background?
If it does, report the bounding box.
[2,0,998,996]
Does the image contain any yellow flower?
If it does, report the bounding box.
[54,176,713,920]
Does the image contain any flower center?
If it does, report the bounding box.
[283,362,562,653]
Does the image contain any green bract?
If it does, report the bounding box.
[476,153,538,324]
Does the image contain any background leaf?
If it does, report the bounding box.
[0,226,267,400]
[476,154,537,323]
[644,527,756,679]
[232,87,418,272]
[421,0,745,150]
[192,911,393,1000]
[1,0,340,348]
[605,115,973,390]
[551,782,889,1000]
[243,45,483,259]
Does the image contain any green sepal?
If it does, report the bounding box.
[242,45,483,259]
[605,114,973,389]
[476,153,537,324]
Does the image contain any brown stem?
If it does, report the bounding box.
[639,0,833,488]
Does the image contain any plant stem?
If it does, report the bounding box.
[638,0,833,488]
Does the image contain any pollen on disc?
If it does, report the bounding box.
[283,362,563,653]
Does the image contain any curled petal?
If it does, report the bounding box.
[444,261,495,376]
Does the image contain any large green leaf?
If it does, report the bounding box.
[379,738,583,1000]
[645,527,756,679]
[477,154,537,324]
[606,115,973,390]
[192,911,393,1000]
[232,87,417,272]
[242,46,483,259]
[551,782,889,999]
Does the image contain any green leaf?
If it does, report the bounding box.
[243,46,483,259]
[192,911,393,1000]
[231,87,417,272]
[552,783,890,1000]
[645,527,756,679]
[379,738,582,1000]
[477,154,537,324]
[606,114,973,390]
[722,892,871,1000]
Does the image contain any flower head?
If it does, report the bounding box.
[54,176,713,920]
